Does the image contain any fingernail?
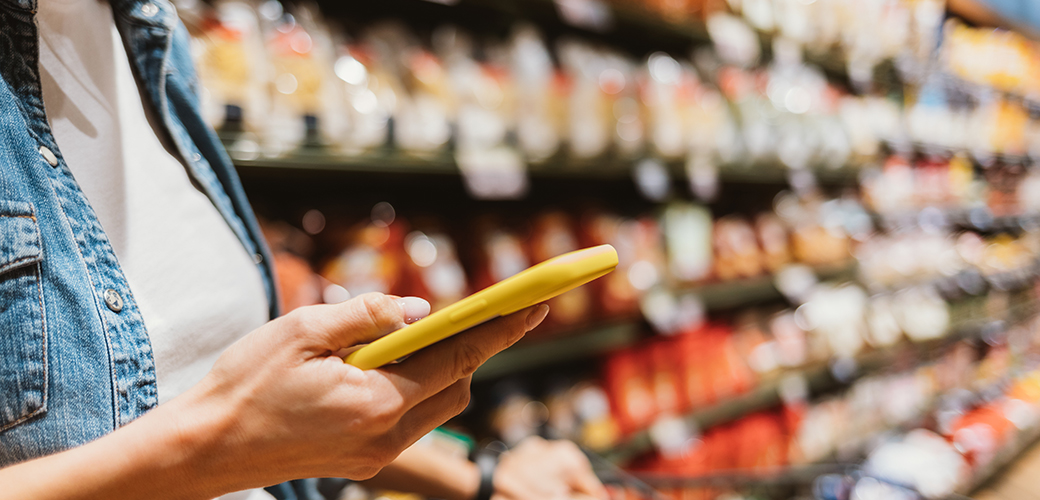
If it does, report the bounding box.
[525,304,549,331]
[395,297,431,324]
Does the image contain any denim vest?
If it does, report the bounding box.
[0,0,278,466]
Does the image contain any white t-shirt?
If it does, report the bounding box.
[37,2,272,498]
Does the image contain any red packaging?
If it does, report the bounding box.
[703,325,756,402]
[677,327,715,409]
[947,403,1015,466]
[603,347,657,435]
[733,412,789,470]
[704,424,737,471]
[649,337,687,415]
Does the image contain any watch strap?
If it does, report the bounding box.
[473,449,499,500]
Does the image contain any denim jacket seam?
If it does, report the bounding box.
[31,215,46,430]
[79,210,155,425]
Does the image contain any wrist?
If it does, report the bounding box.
[155,378,255,496]
[458,458,482,500]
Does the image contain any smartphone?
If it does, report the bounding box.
[343,244,618,369]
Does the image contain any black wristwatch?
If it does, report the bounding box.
[472,442,506,500]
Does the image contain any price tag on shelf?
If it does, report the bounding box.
[829,356,858,383]
[648,414,698,459]
[786,167,819,197]
[553,0,613,32]
[640,287,678,335]
[774,263,818,304]
[778,372,810,406]
[632,158,671,202]
[455,146,529,200]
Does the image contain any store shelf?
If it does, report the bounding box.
[686,261,857,310]
[635,464,848,491]
[865,264,1040,305]
[628,344,1040,495]
[232,150,458,176]
[602,294,1039,465]
[871,207,1040,234]
[231,149,862,186]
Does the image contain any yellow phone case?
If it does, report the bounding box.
[344,244,619,369]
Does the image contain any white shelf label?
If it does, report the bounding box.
[455,147,528,200]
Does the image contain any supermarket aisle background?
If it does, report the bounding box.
[177,0,1040,498]
[976,440,1040,499]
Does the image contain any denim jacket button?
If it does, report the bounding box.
[39,146,58,167]
[141,2,159,17]
[103,289,124,313]
[253,253,263,264]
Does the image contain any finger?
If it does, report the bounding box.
[379,304,549,406]
[397,296,432,324]
[329,297,431,358]
[392,376,473,448]
[290,293,429,353]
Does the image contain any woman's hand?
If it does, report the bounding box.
[0,293,549,500]
[492,437,608,500]
[357,436,607,500]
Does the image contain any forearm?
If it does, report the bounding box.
[359,443,480,500]
[0,381,248,500]
[0,297,541,499]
